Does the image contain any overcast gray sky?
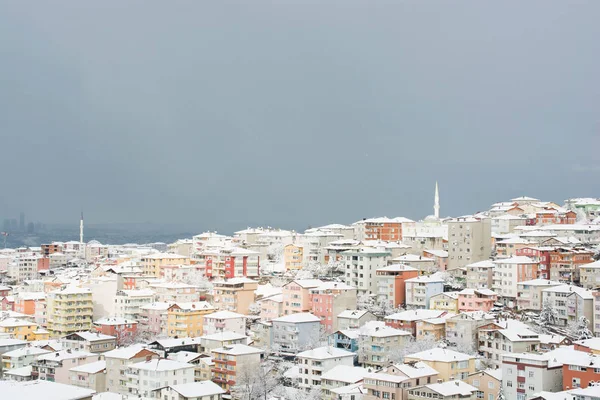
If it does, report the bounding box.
[0,0,599,231]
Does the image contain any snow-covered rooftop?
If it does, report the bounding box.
[0,379,96,400]
[297,346,355,360]
[168,381,225,397]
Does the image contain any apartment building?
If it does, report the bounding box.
[579,260,600,289]
[405,275,444,309]
[363,362,439,400]
[1,346,51,370]
[149,282,198,303]
[140,302,172,338]
[62,331,117,353]
[447,217,491,270]
[465,260,495,289]
[502,348,571,400]
[385,309,447,337]
[343,248,392,295]
[204,247,260,279]
[126,359,195,398]
[336,309,377,331]
[391,254,436,275]
[259,294,283,321]
[308,282,357,333]
[283,244,303,270]
[542,284,594,327]
[445,311,495,347]
[457,288,498,312]
[404,348,476,382]
[478,320,540,368]
[416,314,454,341]
[46,287,94,338]
[211,344,263,392]
[199,331,247,354]
[301,229,344,266]
[167,302,215,338]
[561,349,600,390]
[321,365,369,400]
[358,321,412,368]
[0,318,43,341]
[212,278,258,315]
[114,289,155,321]
[492,256,539,306]
[282,279,323,315]
[296,346,355,391]
[353,217,413,241]
[407,380,478,400]
[270,313,321,355]
[160,381,225,400]
[465,369,502,400]
[68,360,106,392]
[430,292,459,313]
[104,344,160,394]
[549,248,595,284]
[516,246,553,279]
[376,264,419,308]
[14,292,45,316]
[516,279,562,311]
[93,317,138,344]
[32,349,100,384]
[140,253,190,277]
[202,311,245,336]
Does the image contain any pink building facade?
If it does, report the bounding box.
[457,288,498,312]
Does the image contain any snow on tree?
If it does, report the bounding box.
[267,242,285,263]
[387,336,440,364]
[357,294,403,318]
[537,299,558,328]
[569,316,594,340]
[231,361,280,400]
[248,302,262,316]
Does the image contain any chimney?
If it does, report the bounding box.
[455,381,459,386]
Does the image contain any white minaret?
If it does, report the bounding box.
[79,211,84,244]
[434,182,440,219]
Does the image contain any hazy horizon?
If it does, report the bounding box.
[1,1,599,231]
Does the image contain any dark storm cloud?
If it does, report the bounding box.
[0,0,599,232]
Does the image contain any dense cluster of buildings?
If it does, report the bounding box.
[0,190,599,400]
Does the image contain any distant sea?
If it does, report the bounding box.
[1,223,202,248]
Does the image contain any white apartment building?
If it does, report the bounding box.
[478,320,540,368]
[502,348,571,400]
[300,230,344,266]
[114,289,156,321]
[516,279,562,311]
[343,247,392,295]
[202,311,246,336]
[542,284,594,327]
[126,359,195,399]
[465,260,495,289]
[492,256,538,306]
[447,217,491,270]
[296,346,355,391]
[104,344,160,395]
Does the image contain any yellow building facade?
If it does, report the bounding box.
[46,287,94,338]
[430,292,459,313]
[167,302,215,338]
[141,253,190,277]
[284,244,303,270]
